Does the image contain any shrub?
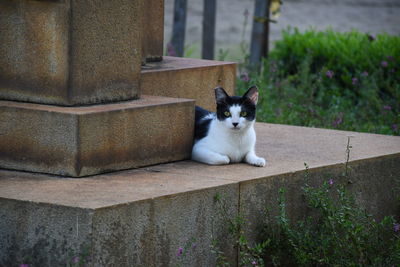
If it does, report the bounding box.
[238,28,400,135]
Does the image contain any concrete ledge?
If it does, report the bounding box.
[1,124,399,266]
[141,56,237,111]
[0,96,194,177]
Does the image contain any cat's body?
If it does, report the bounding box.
[191,86,266,167]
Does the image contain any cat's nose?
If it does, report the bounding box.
[232,122,239,127]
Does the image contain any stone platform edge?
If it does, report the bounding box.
[0,95,195,177]
[1,123,399,266]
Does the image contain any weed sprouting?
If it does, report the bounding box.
[264,178,400,266]
[210,146,399,266]
[212,193,267,267]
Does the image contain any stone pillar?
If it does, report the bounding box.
[0,0,237,178]
[0,0,143,106]
[143,0,164,62]
[0,0,195,177]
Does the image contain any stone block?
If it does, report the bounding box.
[0,198,93,267]
[91,186,238,266]
[0,96,194,177]
[239,155,400,245]
[0,169,238,266]
[142,56,237,111]
[0,0,143,105]
[143,0,164,62]
[0,123,399,265]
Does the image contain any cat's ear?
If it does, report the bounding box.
[214,87,229,104]
[243,85,259,105]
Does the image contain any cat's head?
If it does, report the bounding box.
[214,86,259,131]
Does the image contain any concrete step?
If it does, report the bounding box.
[0,56,236,177]
[0,95,194,177]
[141,56,236,111]
[1,123,399,266]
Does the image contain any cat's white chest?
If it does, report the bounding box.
[196,119,256,163]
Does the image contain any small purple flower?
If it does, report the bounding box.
[383,105,392,111]
[332,113,343,128]
[381,61,388,68]
[240,72,250,82]
[176,247,183,257]
[192,243,197,249]
[252,260,257,265]
[387,55,394,61]
[352,77,358,85]
[392,124,398,131]
[361,71,369,77]
[167,42,176,57]
[72,256,79,264]
[328,179,334,185]
[394,223,400,232]
[367,34,375,41]
[326,70,334,79]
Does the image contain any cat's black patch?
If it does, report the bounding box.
[194,106,214,141]
[216,96,256,121]
[194,86,258,141]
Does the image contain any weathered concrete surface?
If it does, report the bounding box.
[0,199,93,267]
[141,56,236,111]
[0,96,194,177]
[239,155,400,246]
[143,0,164,62]
[0,169,238,266]
[0,124,399,266]
[91,186,237,266]
[0,0,143,105]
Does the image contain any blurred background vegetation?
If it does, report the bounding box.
[164,0,400,135]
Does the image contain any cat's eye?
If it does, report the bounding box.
[224,111,231,117]
[240,111,247,117]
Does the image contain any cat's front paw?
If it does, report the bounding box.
[211,154,230,165]
[247,156,266,167]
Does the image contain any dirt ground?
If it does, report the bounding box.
[163,0,400,60]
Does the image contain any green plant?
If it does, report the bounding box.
[217,48,230,61]
[67,245,91,267]
[262,174,400,266]
[175,237,198,267]
[212,193,268,267]
[210,141,399,266]
[183,43,200,58]
[238,28,400,136]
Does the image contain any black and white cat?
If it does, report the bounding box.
[191,86,266,167]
